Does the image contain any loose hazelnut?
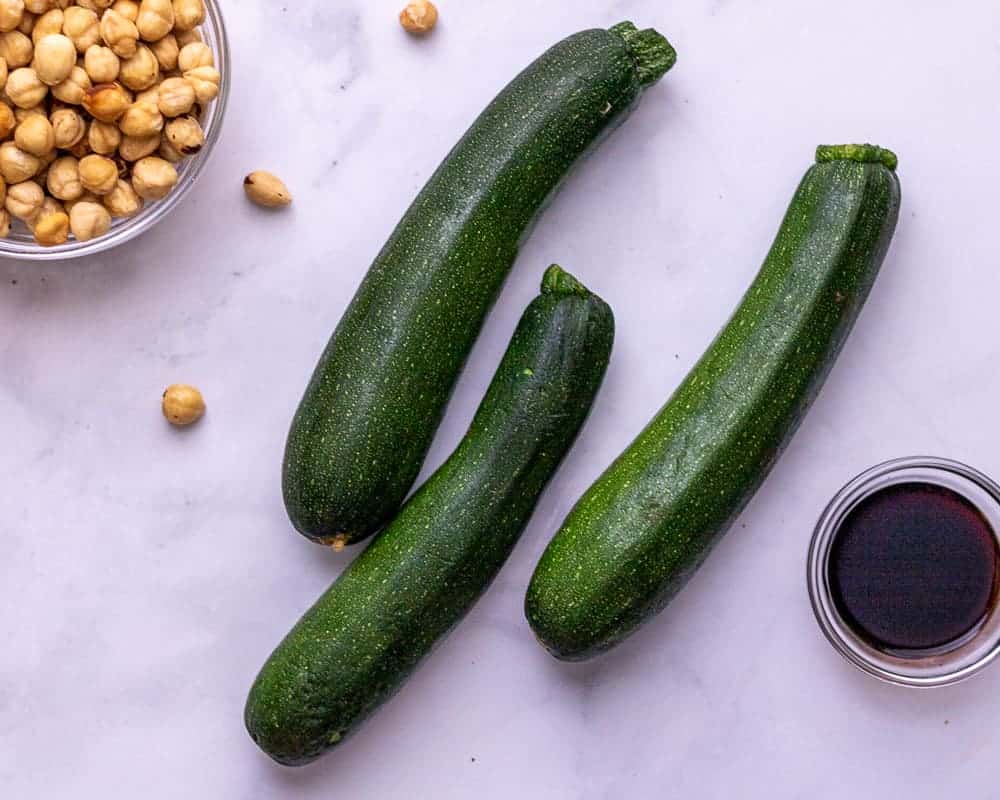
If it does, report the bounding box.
[244,170,291,208]
[45,154,79,198]
[99,8,136,58]
[87,117,119,153]
[399,1,437,35]
[4,65,45,106]
[162,383,204,426]
[110,0,136,21]
[33,209,69,245]
[62,6,99,52]
[0,100,15,137]
[68,198,108,240]
[175,38,207,70]
[129,153,171,198]
[0,139,38,181]
[50,106,84,147]
[50,63,89,103]
[117,98,160,135]
[153,74,189,116]
[83,43,117,81]
[0,0,23,34]
[4,177,42,218]
[0,30,32,66]
[30,7,61,43]
[117,130,154,159]
[136,0,171,42]
[102,175,138,215]
[117,41,155,89]
[81,80,128,119]
[14,112,52,154]
[32,32,74,84]
[162,111,198,153]
[147,27,173,67]
[77,151,115,193]
[171,0,201,32]
[182,64,216,103]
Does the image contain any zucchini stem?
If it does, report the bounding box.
[816,144,898,172]
[611,22,677,86]
[541,264,590,297]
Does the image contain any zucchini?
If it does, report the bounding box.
[283,22,675,546]
[526,144,902,661]
[248,267,614,765]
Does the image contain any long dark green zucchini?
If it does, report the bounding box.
[283,23,675,546]
[526,144,902,661]
[248,267,614,765]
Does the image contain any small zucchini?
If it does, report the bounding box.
[526,144,902,661]
[283,22,675,546]
[248,266,614,765]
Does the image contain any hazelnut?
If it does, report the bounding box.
[110,0,136,21]
[30,7,60,43]
[0,0,23,34]
[81,80,128,119]
[399,1,437,35]
[99,8,136,58]
[68,198,109,240]
[63,188,99,213]
[162,383,204,426]
[136,0,171,42]
[51,63,89,103]
[33,209,69,245]
[83,43,117,81]
[87,118,119,153]
[130,153,171,198]
[117,130,154,159]
[77,152,115,193]
[0,100,15,137]
[156,129,178,161]
[32,32,74,84]
[102,175,138,215]
[175,39,208,71]
[45,154,80,198]
[162,112,198,154]
[244,170,291,208]
[171,0,202,32]
[23,0,50,15]
[182,64,216,103]
[0,31,32,68]
[147,28,173,67]
[154,74,189,116]
[172,25,197,47]
[4,177,42,218]
[0,208,10,236]
[50,106,84,147]
[117,41,155,89]
[117,98,160,135]
[14,112,52,154]
[62,6,99,52]
[0,139,38,181]
[5,65,46,106]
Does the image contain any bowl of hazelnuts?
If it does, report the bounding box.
[0,0,229,259]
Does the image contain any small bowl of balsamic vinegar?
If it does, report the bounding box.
[808,457,1000,687]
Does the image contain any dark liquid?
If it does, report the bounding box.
[829,482,999,655]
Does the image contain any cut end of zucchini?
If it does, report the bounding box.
[816,144,898,172]
[541,264,590,297]
[610,21,677,87]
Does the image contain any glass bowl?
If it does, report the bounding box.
[0,0,230,261]
[807,457,1000,687]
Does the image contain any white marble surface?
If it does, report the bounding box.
[4,0,1000,796]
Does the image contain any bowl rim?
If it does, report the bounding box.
[0,0,231,261]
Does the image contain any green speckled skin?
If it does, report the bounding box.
[282,24,674,545]
[526,148,902,661]
[248,267,614,765]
